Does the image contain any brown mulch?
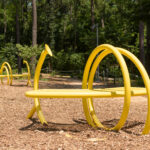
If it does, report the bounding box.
[0,76,150,150]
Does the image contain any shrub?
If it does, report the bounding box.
[0,43,18,68]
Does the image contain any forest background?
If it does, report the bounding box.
[0,0,150,79]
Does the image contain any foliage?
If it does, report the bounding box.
[0,43,18,68]
[55,50,69,70]
[54,50,85,72]
[16,44,43,61]
[0,0,150,76]
[70,53,85,70]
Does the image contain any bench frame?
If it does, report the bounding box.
[0,64,10,85]
[0,61,31,86]
[26,44,150,135]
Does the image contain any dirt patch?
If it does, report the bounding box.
[0,77,150,150]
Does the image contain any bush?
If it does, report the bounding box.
[70,53,85,70]
[55,50,70,70]
[0,43,18,68]
[16,44,43,61]
[54,50,85,71]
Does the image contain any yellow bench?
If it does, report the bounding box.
[26,87,146,98]
[0,64,10,85]
[25,44,150,135]
[0,61,31,86]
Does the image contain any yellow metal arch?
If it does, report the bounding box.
[0,65,10,85]
[0,61,32,86]
[23,60,32,86]
[82,44,131,131]
[116,48,150,134]
[27,44,53,124]
[1,62,13,85]
[25,43,150,135]
[83,45,150,134]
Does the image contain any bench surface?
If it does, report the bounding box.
[12,73,28,77]
[25,87,147,98]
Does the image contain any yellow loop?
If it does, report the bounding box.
[82,44,131,131]
[25,43,150,134]
[27,44,53,124]
[23,60,32,86]
[117,48,150,134]
[0,65,10,85]
[1,62,13,85]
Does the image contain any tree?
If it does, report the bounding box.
[1,0,7,43]
[1,0,150,76]
[15,0,22,73]
[91,0,95,31]
[139,21,145,66]
[146,20,150,74]
[138,0,150,74]
[31,0,37,74]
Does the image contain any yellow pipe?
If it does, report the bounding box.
[12,74,28,77]
[117,48,150,134]
[0,65,10,85]
[0,61,31,86]
[82,44,131,131]
[27,44,53,124]
[85,46,150,134]
[25,43,150,135]
[1,62,13,85]
[23,60,32,86]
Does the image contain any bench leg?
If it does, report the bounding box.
[35,98,48,125]
[142,113,150,134]
[88,98,105,128]
[27,106,36,119]
[82,98,96,127]
[27,80,32,86]
[27,98,47,125]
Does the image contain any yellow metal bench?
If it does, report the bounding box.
[0,64,10,85]
[0,61,31,86]
[25,44,150,135]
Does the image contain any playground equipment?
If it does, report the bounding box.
[0,64,10,85]
[25,44,150,135]
[0,61,31,86]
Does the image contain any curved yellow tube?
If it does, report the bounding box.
[25,43,150,134]
[0,61,31,86]
[23,60,32,86]
[27,44,53,124]
[82,44,131,131]
[0,65,10,85]
[1,62,13,85]
[116,48,150,134]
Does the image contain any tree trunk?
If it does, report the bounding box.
[32,0,37,46]
[31,0,37,75]
[2,0,7,42]
[101,18,105,28]
[91,0,95,31]
[4,11,7,40]
[139,20,145,66]
[73,0,77,52]
[146,20,150,74]
[16,4,22,73]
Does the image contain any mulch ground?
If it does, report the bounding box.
[0,76,150,150]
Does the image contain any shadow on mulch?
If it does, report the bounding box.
[20,118,90,133]
[10,84,30,87]
[39,82,81,89]
[102,119,144,135]
[20,118,144,135]
[9,80,32,87]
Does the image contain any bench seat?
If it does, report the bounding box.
[12,73,28,77]
[25,87,147,98]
